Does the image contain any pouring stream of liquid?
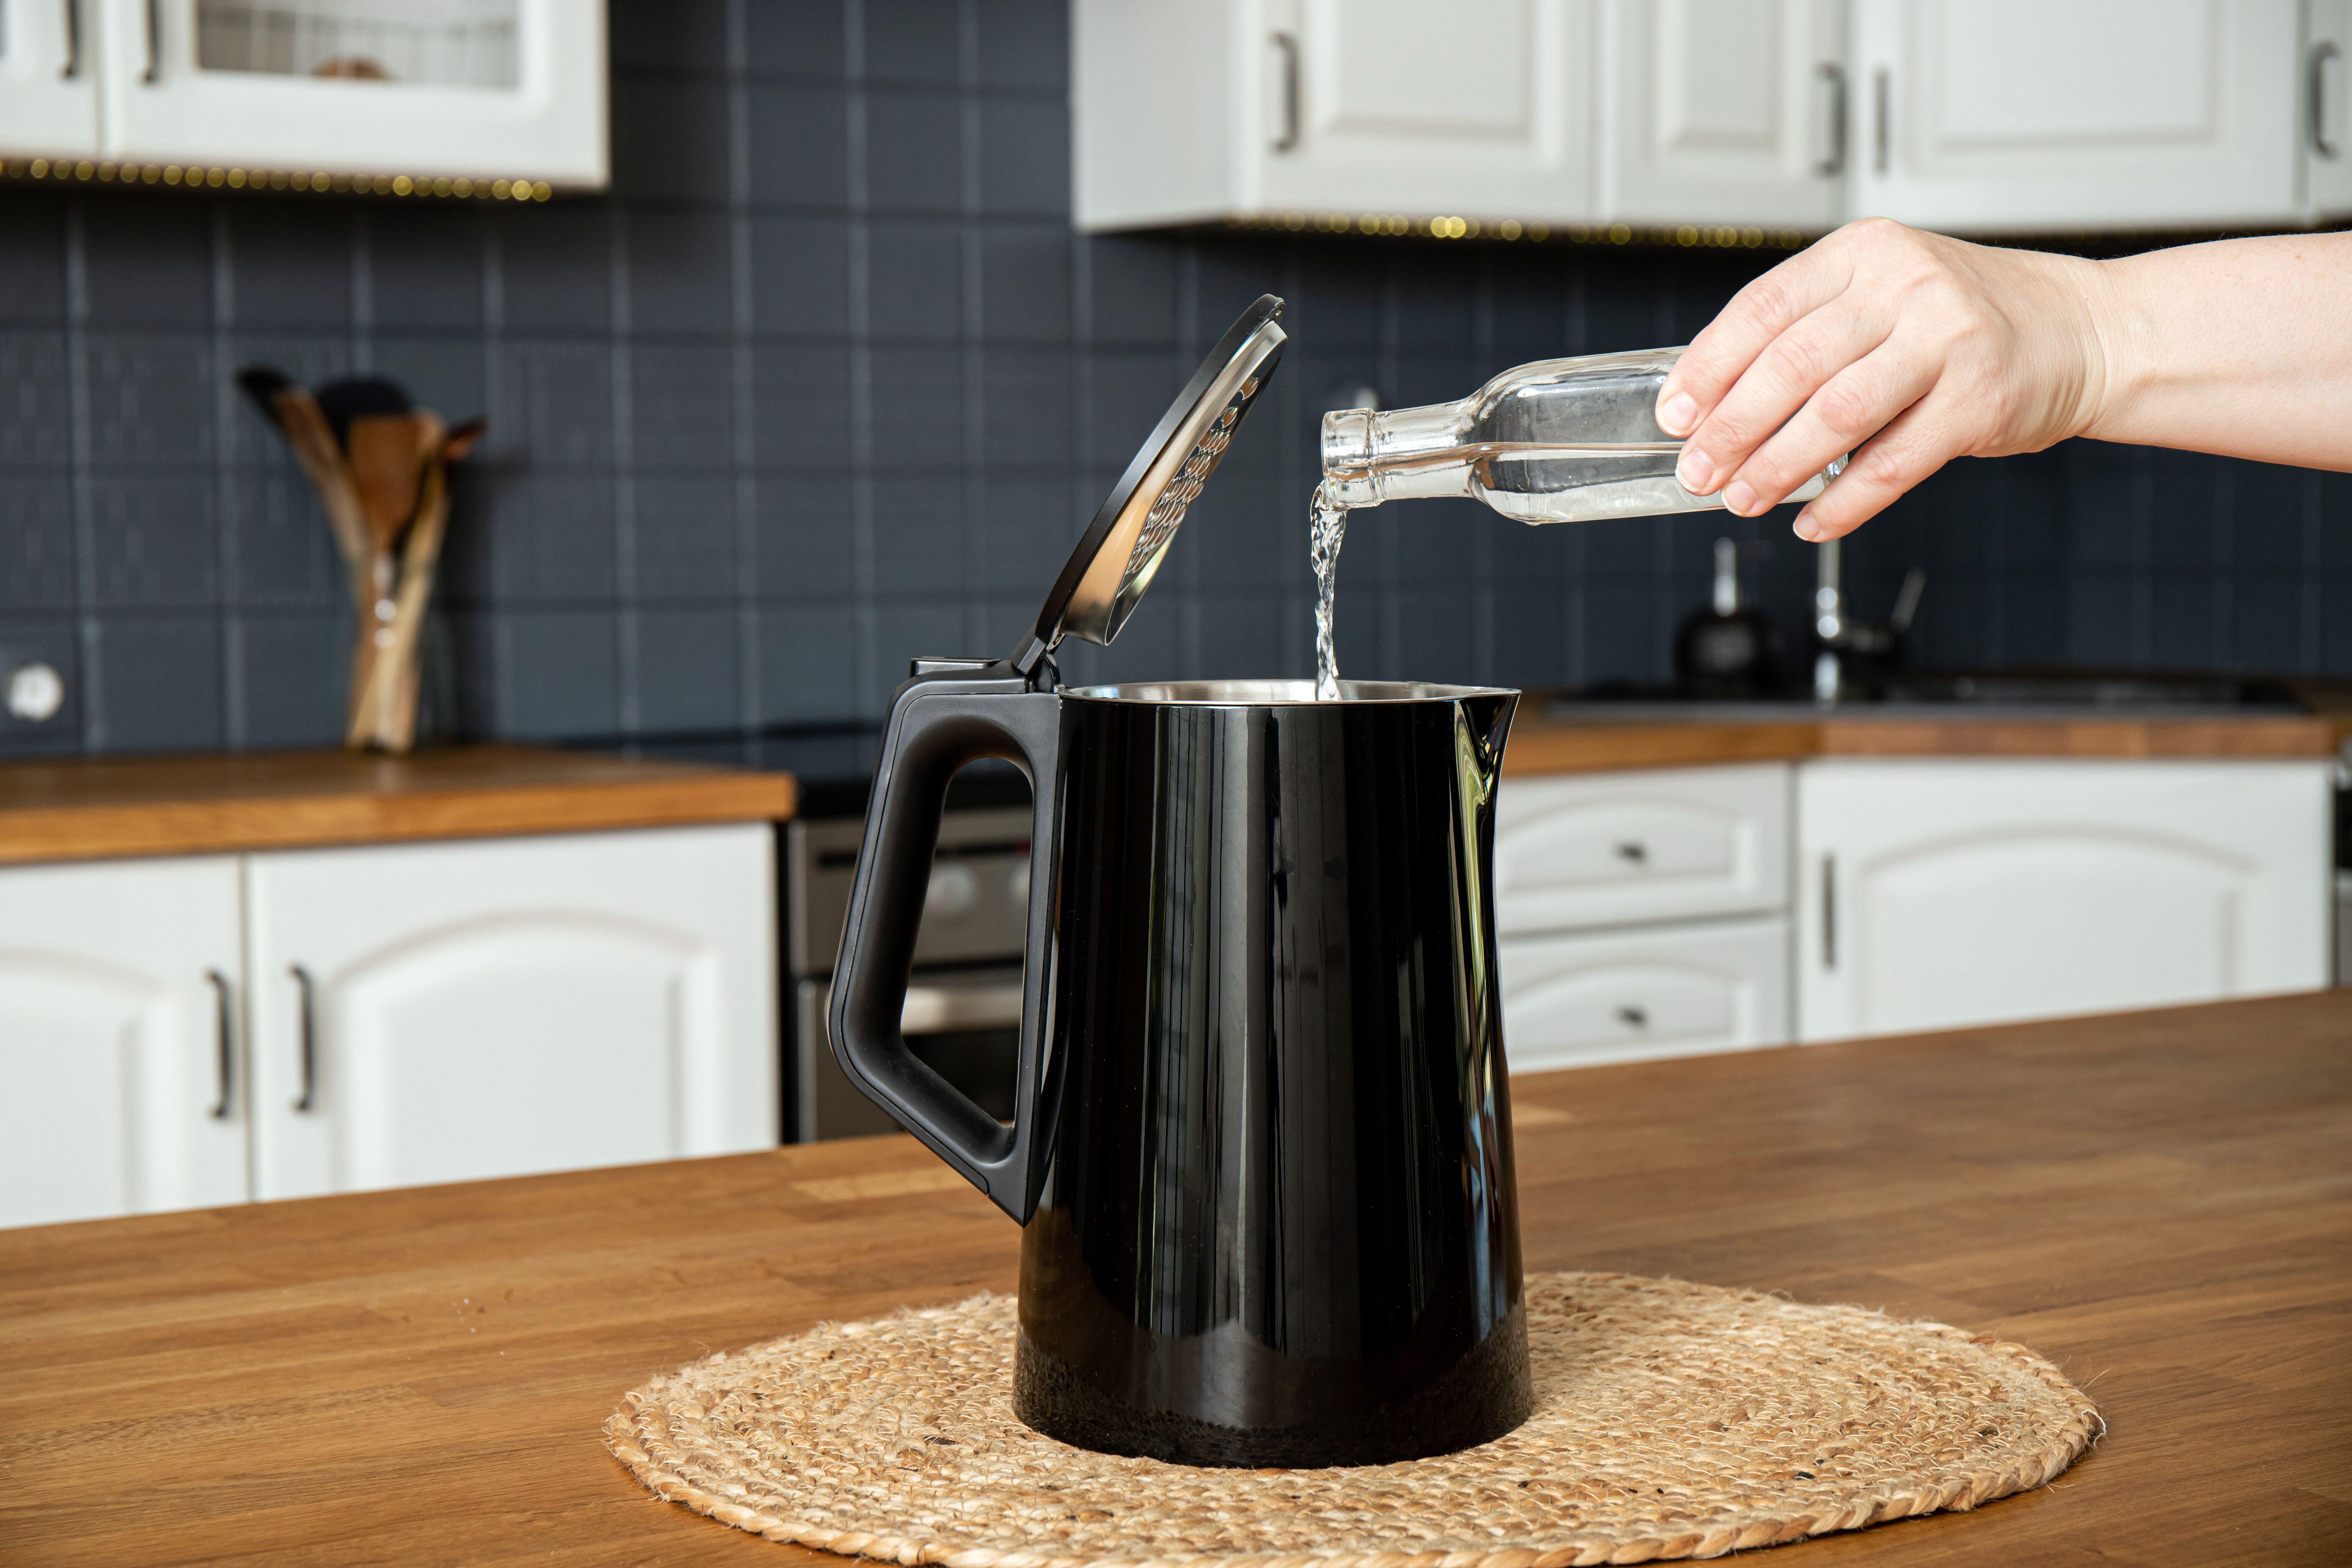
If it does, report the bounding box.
[1310,479,1349,701]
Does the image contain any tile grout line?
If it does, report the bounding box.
[62,197,102,753]
[727,0,762,745]
[611,201,639,736]
[959,0,986,660]
[211,204,241,748]
[480,205,506,739]
[845,0,879,717]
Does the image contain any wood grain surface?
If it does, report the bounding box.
[3,991,2345,1564]
[0,745,797,865]
[1501,711,2349,777]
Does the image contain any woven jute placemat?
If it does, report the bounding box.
[606,1271,2101,1565]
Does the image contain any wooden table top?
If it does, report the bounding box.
[3,991,2347,1565]
[0,744,798,865]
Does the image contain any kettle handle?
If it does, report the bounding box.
[828,670,1062,1223]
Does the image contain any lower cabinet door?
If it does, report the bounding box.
[1499,917,1791,1073]
[245,825,777,1200]
[0,856,250,1227]
[1798,760,2334,1041]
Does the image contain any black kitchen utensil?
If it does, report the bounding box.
[827,295,1532,1468]
[1675,537,1781,698]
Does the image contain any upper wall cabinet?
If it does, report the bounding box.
[1848,0,2301,232]
[0,0,101,158]
[1078,0,2334,236]
[0,0,605,186]
[1597,0,1847,228]
[1076,0,1596,229]
[1257,0,1595,221]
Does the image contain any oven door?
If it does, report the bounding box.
[794,966,1024,1142]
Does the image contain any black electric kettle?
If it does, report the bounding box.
[829,297,1531,1469]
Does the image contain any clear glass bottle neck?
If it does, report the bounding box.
[1320,401,1478,508]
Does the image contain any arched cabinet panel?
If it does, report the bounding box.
[1798,760,2330,1042]
[0,856,248,1227]
[247,826,774,1201]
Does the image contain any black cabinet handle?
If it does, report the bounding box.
[2316,41,2343,160]
[1270,32,1299,152]
[1871,67,1890,176]
[1815,61,1846,176]
[59,0,81,80]
[1616,1004,1649,1029]
[141,0,160,84]
[289,963,318,1113]
[1821,854,1838,971]
[1614,840,1648,864]
[204,968,233,1119]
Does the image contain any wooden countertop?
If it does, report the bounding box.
[1502,707,2352,776]
[3,991,2345,1565]
[0,745,798,866]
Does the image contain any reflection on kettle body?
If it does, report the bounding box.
[1011,684,1529,1465]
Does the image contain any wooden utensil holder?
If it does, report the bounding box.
[248,372,482,754]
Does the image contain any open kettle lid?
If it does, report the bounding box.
[1009,294,1286,678]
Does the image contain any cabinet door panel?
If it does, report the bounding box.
[0,857,247,1228]
[1840,832,2243,1033]
[1257,0,1594,219]
[1495,763,1789,934]
[1850,0,2300,232]
[248,825,775,1201]
[1600,0,1844,226]
[1500,916,1790,1072]
[96,0,606,184]
[0,0,102,157]
[1798,760,2332,1042]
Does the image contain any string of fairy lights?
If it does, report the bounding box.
[1222,211,1814,249]
[0,156,554,201]
[0,159,1813,248]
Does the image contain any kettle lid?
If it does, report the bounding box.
[1009,295,1286,678]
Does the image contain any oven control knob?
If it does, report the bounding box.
[925,863,979,919]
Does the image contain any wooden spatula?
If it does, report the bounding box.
[346,413,441,557]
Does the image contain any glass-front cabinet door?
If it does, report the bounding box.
[95,0,604,185]
[0,0,103,158]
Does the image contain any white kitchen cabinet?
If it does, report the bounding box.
[1500,915,1790,1072]
[0,0,102,159]
[1848,0,2303,233]
[1797,760,2333,1042]
[0,0,604,185]
[1495,763,1790,936]
[2312,0,2352,217]
[99,0,605,184]
[1598,0,1847,228]
[0,856,250,1229]
[244,825,775,1201]
[1075,0,1597,230]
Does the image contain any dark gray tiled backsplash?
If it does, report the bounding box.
[3,0,2350,761]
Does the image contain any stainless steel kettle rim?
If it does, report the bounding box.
[1010,295,1288,678]
[1063,679,1516,706]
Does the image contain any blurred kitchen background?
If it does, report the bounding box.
[5,0,2350,762]
[6,0,2351,1230]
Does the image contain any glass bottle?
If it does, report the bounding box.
[1319,347,1844,523]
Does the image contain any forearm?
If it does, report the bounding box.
[2085,232,2352,470]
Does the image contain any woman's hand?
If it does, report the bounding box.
[1653,218,2115,542]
